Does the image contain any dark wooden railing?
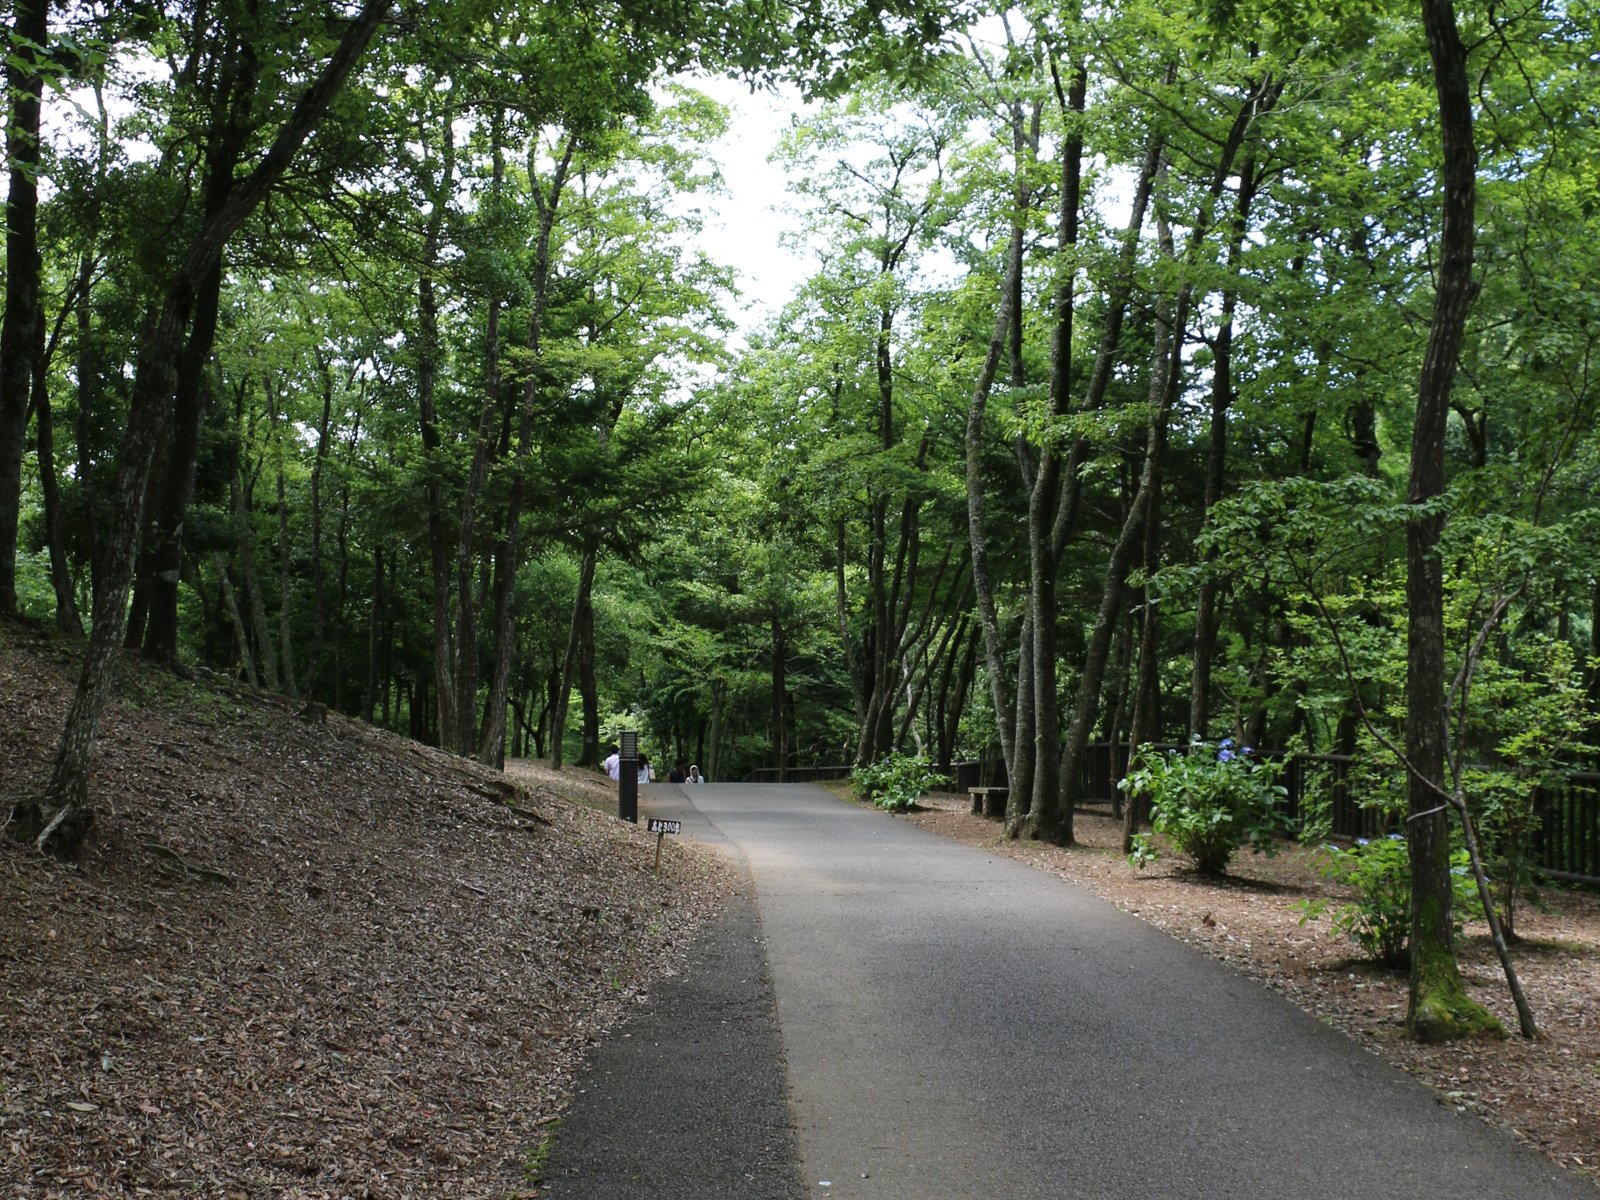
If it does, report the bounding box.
[1003,742,1597,886]
[1533,772,1600,884]
[744,745,1599,885]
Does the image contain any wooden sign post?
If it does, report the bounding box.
[648,817,681,872]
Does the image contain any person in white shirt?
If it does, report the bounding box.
[686,765,704,784]
[602,747,620,780]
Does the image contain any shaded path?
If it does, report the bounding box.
[549,783,1593,1199]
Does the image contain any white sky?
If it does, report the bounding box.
[687,76,818,333]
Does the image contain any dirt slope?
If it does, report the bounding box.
[0,619,734,1198]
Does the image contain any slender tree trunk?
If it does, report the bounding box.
[1104,611,1135,820]
[75,257,102,607]
[576,569,601,768]
[547,534,597,770]
[964,104,1032,783]
[771,619,788,778]
[416,97,459,750]
[707,678,725,783]
[274,453,298,701]
[833,516,869,729]
[936,618,974,773]
[479,137,574,767]
[1116,294,1182,848]
[1016,61,1086,836]
[233,457,278,692]
[1005,616,1036,828]
[32,299,83,634]
[1123,204,1178,775]
[332,431,355,712]
[1189,161,1259,739]
[451,118,507,753]
[362,544,385,723]
[298,360,335,699]
[1406,0,1498,1042]
[214,552,258,686]
[894,574,966,750]
[1002,124,1167,834]
[0,0,47,614]
[1051,450,1159,846]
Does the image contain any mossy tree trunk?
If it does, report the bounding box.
[1404,0,1501,1043]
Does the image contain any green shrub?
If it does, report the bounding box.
[851,752,948,812]
[1296,834,1484,965]
[1122,739,1286,875]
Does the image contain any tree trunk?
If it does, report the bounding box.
[75,257,102,606]
[479,136,575,768]
[770,619,788,779]
[1052,457,1157,846]
[362,544,385,723]
[1076,80,1275,850]
[32,296,83,634]
[576,576,600,768]
[1406,0,1499,1042]
[298,359,335,700]
[964,104,1032,784]
[214,551,257,686]
[1017,61,1086,836]
[1189,161,1259,739]
[274,455,298,701]
[707,677,725,783]
[332,425,356,713]
[547,534,597,770]
[1123,205,1178,779]
[12,0,392,857]
[233,456,278,692]
[0,0,47,614]
[1002,125,1166,834]
[1104,611,1135,820]
[450,130,507,757]
[139,40,260,665]
[416,97,459,751]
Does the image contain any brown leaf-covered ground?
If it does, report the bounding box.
[893,793,1600,1186]
[0,619,737,1198]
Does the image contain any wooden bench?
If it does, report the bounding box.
[969,786,1008,819]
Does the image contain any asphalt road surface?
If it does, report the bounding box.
[546,782,1594,1200]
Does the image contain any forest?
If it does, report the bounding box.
[1,1,1596,1036]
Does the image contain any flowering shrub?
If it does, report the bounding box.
[851,752,949,812]
[1121,739,1286,875]
[1296,834,1484,965]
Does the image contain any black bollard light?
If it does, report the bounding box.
[618,729,639,823]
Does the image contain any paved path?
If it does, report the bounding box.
[548,783,1593,1199]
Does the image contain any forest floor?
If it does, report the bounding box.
[0,618,738,1199]
[890,792,1600,1186]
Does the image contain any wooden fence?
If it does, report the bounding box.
[1533,772,1600,884]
